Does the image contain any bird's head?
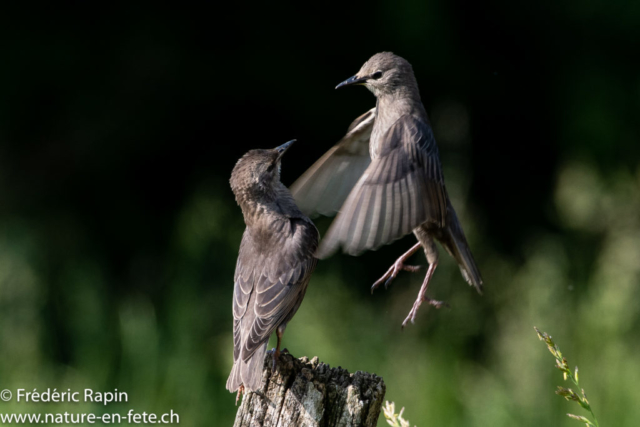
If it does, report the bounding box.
[336,52,417,97]
[230,140,295,199]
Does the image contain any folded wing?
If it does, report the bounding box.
[232,219,318,363]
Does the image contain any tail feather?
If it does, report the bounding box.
[226,342,268,393]
[225,360,243,392]
[454,239,483,294]
[445,210,483,294]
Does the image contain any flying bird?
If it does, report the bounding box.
[290,52,482,327]
[227,140,319,397]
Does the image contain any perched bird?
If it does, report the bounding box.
[226,140,319,396]
[291,52,482,327]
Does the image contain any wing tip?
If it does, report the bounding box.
[315,242,337,259]
[474,280,484,295]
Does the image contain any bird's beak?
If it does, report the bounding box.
[275,139,296,159]
[335,74,369,89]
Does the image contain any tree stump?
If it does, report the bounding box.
[233,351,386,427]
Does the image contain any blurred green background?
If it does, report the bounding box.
[1,1,639,426]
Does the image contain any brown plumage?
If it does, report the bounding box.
[226,140,319,394]
[290,52,482,327]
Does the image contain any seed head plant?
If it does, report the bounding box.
[534,327,600,427]
[383,401,415,427]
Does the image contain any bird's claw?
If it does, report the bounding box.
[271,348,281,373]
[401,297,448,328]
[235,385,245,406]
[383,277,394,289]
[371,261,422,294]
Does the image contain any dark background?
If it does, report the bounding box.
[1,2,639,426]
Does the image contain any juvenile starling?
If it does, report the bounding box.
[291,52,482,327]
[226,140,319,395]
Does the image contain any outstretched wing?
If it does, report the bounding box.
[290,109,375,217]
[232,218,318,363]
[317,114,447,258]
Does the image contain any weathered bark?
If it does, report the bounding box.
[233,351,386,427]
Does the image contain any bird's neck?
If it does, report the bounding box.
[235,187,275,226]
[376,89,425,118]
[236,184,302,227]
[370,92,427,159]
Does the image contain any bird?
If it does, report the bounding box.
[290,52,482,327]
[226,140,319,398]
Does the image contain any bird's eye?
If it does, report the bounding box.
[371,71,383,79]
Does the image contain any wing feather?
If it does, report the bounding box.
[290,109,375,217]
[317,114,447,258]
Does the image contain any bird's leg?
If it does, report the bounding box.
[371,242,423,293]
[272,324,286,372]
[235,385,245,405]
[401,232,447,327]
[401,258,447,327]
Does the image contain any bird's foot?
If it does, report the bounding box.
[235,385,245,406]
[401,296,448,328]
[371,260,421,294]
[271,348,281,373]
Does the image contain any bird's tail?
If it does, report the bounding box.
[226,361,242,392]
[225,342,268,393]
[444,209,483,294]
